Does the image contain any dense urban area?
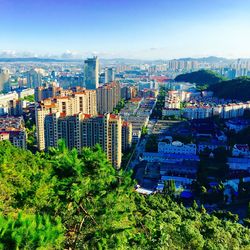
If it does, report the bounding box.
[1,56,250,248]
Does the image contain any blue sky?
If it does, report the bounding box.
[1,0,250,59]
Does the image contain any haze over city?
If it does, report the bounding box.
[1,0,250,59]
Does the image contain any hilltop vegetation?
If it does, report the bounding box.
[209,77,250,101]
[175,70,250,101]
[0,141,250,249]
[175,70,227,87]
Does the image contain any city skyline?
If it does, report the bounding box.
[1,0,250,59]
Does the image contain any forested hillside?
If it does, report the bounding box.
[209,77,250,101]
[0,141,250,249]
[175,70,226,87]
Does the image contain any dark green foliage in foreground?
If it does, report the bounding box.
[209,76,250,102]
[175,69,226,86]
[0,213,64,249]
[0,141,250,249]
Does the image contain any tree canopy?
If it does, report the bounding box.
[175,70,227,87]
[0,140,250,249]
[209,77,250,102]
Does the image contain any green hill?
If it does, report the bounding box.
[209,77,250,101]
[175,70,226,87]
[0,140,250,249]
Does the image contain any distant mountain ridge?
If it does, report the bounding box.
[175,56,234,64]
[0,56,244,64]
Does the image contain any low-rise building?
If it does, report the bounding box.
[0,116,26,149]
[158,141,196,155]
[142,152,199,163]
[197,140,229,153]
[232,144,250,158]
[183,106,213,120]
[228,157,250,172]
[18,88,35,99]
[226,119,250,132]
[162,108,181,117]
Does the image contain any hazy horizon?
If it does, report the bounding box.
[0,54,248,62]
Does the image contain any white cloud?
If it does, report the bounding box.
[0,50,17,58]
[0,50,39,58]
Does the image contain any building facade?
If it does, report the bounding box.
[0,116,26,149]
[43,113,126,169]
[84,56,99,90]
[35,89,97,151]
[104,67,115,83]
[122,121,132,152]
[158,141,197,155]
[96,81,121,114]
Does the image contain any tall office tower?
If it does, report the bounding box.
[96,81,121,114]
[43,113,123,169]
[104,67,115,83]
[84,56,99,89]
[122,121,132,152]
[51,70,57,79]
[27,69,43,88]
[0,68,10,92]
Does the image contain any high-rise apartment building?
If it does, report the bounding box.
[84,56,99,90]
[35,83,58,102]
[35,102,57,151]
[43,113,126,169]
[8,99,23,116]
[81,114,122,168]
[35,89,97,151]
[96,81,121,114]
[104,67,115,83]
[122,121,132,152]
[120,85,137,100]
[107,114,122,168]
